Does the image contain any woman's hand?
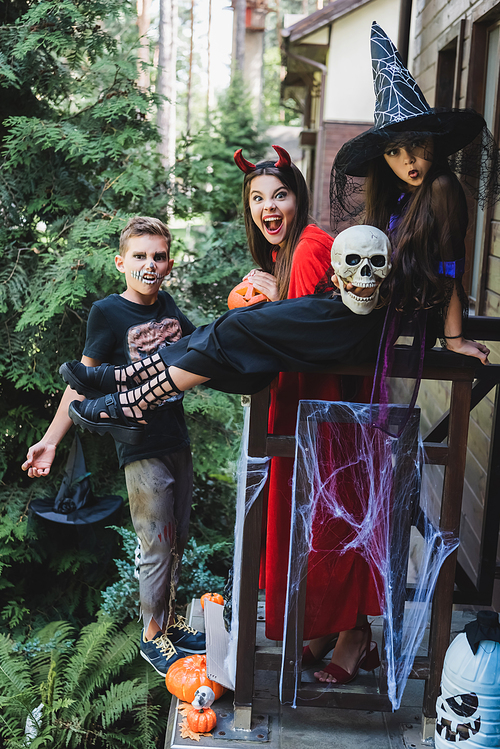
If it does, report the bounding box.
[444,337,490,365]
[245,270,279,301]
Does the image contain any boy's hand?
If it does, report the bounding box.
[245,270,279,301]
[22,441,57,478]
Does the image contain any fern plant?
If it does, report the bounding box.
[0,618,168,749]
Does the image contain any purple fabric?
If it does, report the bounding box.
[435,258,465,278]
[370,303,428,439]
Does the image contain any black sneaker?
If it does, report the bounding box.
[140,630,187,677]
[167,615,206,654]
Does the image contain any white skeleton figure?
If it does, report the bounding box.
[131,261,166,285]
[331,225,391,315]
[191,686,215,709]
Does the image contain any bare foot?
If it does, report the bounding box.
[314,623,369,683]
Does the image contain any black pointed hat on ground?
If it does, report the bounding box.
[334,22,485,177]
[30,434,123,525]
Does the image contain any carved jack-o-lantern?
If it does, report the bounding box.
[435,613,500,748]
[435,689,481,743]
[227,280,269,310]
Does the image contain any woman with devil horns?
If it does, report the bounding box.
[61,23,496,686]
[232,145,381,677]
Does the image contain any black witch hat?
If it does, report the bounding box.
[30,434,123,525]
[334,22,485,178]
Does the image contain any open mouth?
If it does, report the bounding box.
[263,215,283,235]
[131,269,165,285]
[408,169,418,179]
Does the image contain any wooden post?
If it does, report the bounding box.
[423,377,472,718]
[233,390,269,730]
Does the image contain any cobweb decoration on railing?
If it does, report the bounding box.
[224,404,270,688]
[279,400,458,711]
[371,22,430,128]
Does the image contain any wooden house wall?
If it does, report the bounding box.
[411,0,500,608]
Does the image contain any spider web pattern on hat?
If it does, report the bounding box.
[371,22,431,128]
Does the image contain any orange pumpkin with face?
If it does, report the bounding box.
[165,654,226,702]
[187,707,217,733]
[227,280,270,309]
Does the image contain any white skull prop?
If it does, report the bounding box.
[332,226,391,315]
[192,686,215,709]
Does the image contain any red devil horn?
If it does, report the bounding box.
[272,145,292,168]
[234,149,256,174]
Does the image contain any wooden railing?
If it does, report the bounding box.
[231,316,500,734]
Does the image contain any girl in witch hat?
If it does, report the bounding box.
[233,146,378,658]
[61,24,496,685]
[313,21,496,682]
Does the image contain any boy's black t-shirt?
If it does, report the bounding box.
[82,291,196,468]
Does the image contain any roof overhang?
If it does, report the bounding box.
[282,0,375,44]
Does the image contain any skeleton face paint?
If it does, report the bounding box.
[331,225,391,315]
[130,266,166,285]
[116,234,173,304]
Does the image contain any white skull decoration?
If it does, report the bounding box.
[331,225,391,315]
[192,686,215,709]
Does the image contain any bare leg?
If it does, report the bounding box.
[169,367,210,391]
[306,633,338,661]
[146,617,165,641]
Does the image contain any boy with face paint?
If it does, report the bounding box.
[22,216,205,676]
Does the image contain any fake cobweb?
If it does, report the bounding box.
[224,404,270,688]
[226,399,458,712]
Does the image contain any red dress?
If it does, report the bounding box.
[258,224,382,640]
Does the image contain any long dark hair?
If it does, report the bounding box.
[364,153,466,310]
[243,162,311,300]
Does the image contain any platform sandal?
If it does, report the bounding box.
[68,393,145,445]
[60,354,165,399]
[314,622,380,685]
[68,367,182,444]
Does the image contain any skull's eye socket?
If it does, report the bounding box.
[346,254,361,266]
[371,255,386,267]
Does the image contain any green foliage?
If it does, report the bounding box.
[0,0,170,494]
[0,619,168,748]
[100,527,139,624]
[0,485,123,636]
[174,76,269,224]
[176,538,231,605]
[0,0,265,643]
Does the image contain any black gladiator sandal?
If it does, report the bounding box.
[59,354,166,399]
[68,368,182,445]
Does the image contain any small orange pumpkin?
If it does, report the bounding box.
[200,592,224,610]
[165,654,226,702]
[227,280,269,309]
[187,707,217,733]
